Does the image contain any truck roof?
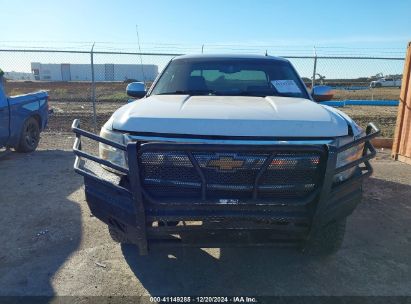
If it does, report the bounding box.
[172,54,289,62]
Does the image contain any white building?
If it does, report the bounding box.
[4,71,35,81]
[31,62,158,82]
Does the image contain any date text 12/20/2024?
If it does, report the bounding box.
[149,296,258,303]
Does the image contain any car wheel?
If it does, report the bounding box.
[304,219,346,256]
[15,117,40,153]
[375,83,382,88]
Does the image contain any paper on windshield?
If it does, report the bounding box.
[271,80,301,93]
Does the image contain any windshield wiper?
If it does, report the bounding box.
[156,90,216,96]
[238,91,301,98]
[237,91,272,97]
[155,90,296,98]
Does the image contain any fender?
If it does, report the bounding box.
[6,91,49,147]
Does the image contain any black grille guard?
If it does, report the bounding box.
[72,119,379,254]
[137,144,326,205]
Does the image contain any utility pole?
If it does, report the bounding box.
[136,25,146,86]
[311,46,317,89]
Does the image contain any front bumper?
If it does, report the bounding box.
[72,120,379,254]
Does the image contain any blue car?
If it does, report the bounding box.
[0,70,49,152]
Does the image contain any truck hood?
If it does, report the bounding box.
[111,95,348,137]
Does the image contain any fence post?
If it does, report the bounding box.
[90,43,97,132]
[311,48,317,89]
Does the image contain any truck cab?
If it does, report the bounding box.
[72,55,379,256]
[0,70,49,152]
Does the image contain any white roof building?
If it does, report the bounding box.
[31,62,158,82]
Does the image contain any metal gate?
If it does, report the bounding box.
[392,42,411,164]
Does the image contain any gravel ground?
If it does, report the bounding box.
[0,133,410,297]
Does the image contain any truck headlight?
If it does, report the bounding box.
[334,136,364,183]
[99,127,127,168]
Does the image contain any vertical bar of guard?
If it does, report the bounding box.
[306,145,337,241]
[187,151,207,200]
[126,142,148,255]
[252,153,276,200]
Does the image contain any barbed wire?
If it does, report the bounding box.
[0,41,406,57]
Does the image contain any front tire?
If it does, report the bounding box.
[15,117,40,153]
[304,219,346,256]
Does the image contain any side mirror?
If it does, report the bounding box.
[311,85,334,102]
[126,82,146,98]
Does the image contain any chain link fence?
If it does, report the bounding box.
[0,49,405,134]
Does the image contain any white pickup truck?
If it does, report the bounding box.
[72,54,379,256]
[370,77,402,88]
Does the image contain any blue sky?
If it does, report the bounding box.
[1,0,410,53]
[0,0,410,77]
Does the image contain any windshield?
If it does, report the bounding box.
[150,58,309,99]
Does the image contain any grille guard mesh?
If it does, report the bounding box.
[138,148,326,202]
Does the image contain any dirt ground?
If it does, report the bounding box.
[333,87,401,101]
[338,105,398,137]
[0,133,410,297]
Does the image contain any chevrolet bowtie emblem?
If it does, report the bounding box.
[207,157,245,171]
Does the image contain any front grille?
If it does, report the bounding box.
[139,148,324,202]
